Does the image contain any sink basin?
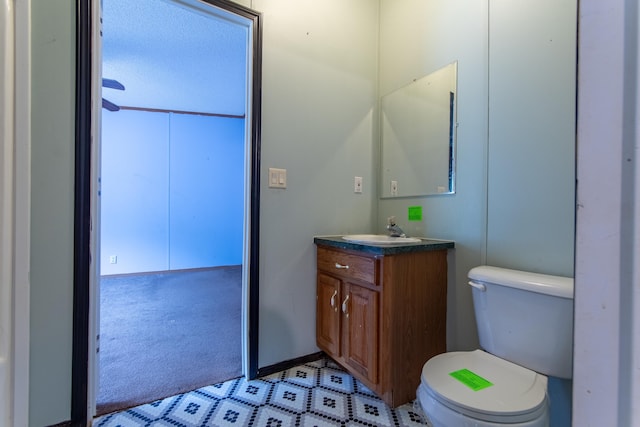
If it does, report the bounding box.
[342,234,422,245]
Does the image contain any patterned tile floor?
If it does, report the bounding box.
[94,358,431,426]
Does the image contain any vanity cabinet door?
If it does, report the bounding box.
[342,282,379,384]
[316,273,341,356]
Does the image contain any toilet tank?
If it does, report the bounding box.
[468,266,574,379]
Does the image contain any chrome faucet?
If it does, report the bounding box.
[386,216,406,237]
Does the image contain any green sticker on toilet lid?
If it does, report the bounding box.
[449,369,493,391]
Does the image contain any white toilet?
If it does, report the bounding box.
[417,266,573,427]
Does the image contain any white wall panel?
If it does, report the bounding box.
[254,0,379,368]
[29,1,75,424]
[100,111,244,275]
[169,114,244,270]
[0,0,13,423]
[101,110,170,274]
[486,0,576,276]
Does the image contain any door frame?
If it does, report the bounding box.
[72,0,262,423]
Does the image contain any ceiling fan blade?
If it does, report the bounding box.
[102,98,120,112]
[102,78,125,91]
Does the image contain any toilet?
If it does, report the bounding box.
[417,266,573,427]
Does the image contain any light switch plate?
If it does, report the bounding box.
[269,168,287,189]
[391,180,398,196]
[354,176,363,193]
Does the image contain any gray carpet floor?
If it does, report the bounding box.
[97,266,242,416]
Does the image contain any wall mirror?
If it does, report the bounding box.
[380,61,458,198]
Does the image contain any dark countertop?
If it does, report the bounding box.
[314,235,455,255]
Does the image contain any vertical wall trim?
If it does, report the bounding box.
[167,113,172,269]
[618,0,639,423]
[482,0,491,264]
[72,0,91,424]
[0,0,15,423]
[13,0,31,424]
[574,0,632,424]
[248,7,262,379]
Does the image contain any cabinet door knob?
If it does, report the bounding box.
[330,290,338,311]
[335,263,350,269]
[342,294,350,317]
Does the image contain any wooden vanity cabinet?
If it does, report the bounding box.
[315,244,448,408]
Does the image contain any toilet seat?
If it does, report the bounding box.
[420,349,548,424]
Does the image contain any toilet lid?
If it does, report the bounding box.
[421,350,547,423]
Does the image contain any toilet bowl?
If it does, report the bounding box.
[417,266,573,427]
[418,350,548,426]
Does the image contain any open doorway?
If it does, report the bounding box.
[97,110,246,413]
[97,0,245,414]
[77,0,262,420]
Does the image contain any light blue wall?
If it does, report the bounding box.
[101,111,170,274]
[29,1,75,425]
[168,114,244,270]
[378,0,576,350]
[378,0,489,352]
[253,0,379,367]
[487,2,576,424]
[378,0,576,425]
[487,0,576,276]
[100,110,244,275]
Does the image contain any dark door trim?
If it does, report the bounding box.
[72,0,262,423]
[71,0,92,423]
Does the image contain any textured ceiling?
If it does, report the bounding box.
[102,0,248,116]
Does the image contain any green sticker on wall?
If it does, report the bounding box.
[449,369,494,391]
[408,206,422,221]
